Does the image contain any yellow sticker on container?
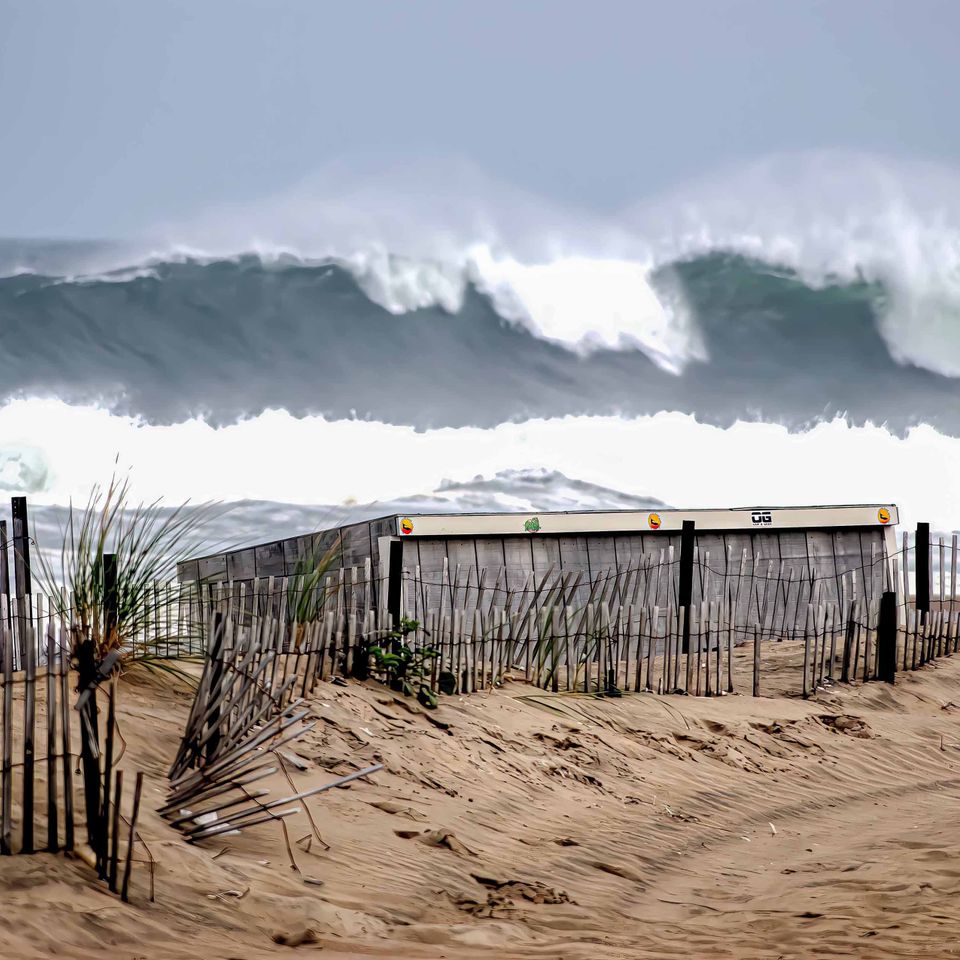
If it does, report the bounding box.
[648,512,662,530]
[400,518,414,535]
[877,507,890,524]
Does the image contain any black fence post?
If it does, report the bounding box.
[0,612,11,856]
[678,520,695,654]
[0,523,7,671]
[387,539,403,642]
[752,623,761,697]
[916,522,930,615]
[11,497,31,667]
[0,521,10,623]
[878,590,897,683]
[11,498,31,598]
[915,522,930,665]
[11,497,35,853]
[76,636,102,871]
[841,601,855,683]
[103,553,118,652]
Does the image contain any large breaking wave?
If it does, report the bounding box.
[5,152,960,433]
[1,247,958,433]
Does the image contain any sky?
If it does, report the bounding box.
[3,0,960,238]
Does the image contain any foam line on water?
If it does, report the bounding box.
[0,398,957,532]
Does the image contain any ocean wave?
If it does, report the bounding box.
[1,248,958,434]
[5,151,960,431]
[121,152,960,379]
[621,153,960,379]
[0,240,684,364]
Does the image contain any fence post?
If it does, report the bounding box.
[76,635,103,870]
[11,498,31,597]
[916,520,930,621]
[11,497,31,666]
[11,497,36,854]
[752,623,761,697]
[103,553,118,649]
[205,612,225,765]
[0,615,11,855]
[0,521,10,626]
[878,590,897,683]
[386,540,403,647]
[678,520,695,653]
[915,522,930,666]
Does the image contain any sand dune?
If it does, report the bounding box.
[3,645,960,959]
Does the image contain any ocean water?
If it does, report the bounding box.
[2,153,960,550]
[1,249,958,433]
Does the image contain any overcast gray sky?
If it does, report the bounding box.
[2,0,958,238]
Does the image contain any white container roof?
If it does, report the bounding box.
[392,504,899,537]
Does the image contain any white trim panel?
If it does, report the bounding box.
[394,504,899,537]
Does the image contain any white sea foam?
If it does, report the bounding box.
[465,246,701,368]
[0,398,957,532]
[136,162,691,361]
[630,152,960,377]
[338,244,699,364]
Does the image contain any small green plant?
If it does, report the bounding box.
[369,618,439,709]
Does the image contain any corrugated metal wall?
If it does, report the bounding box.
[401,528,887,630]
[177,515,396,584]
[180,521,888,637]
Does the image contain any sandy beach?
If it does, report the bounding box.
[1,640,958,959]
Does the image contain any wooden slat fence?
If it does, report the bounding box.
[164,609,382,843]
[177,531,955,702]
[0,581,207,672]
[0,597,152,900]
